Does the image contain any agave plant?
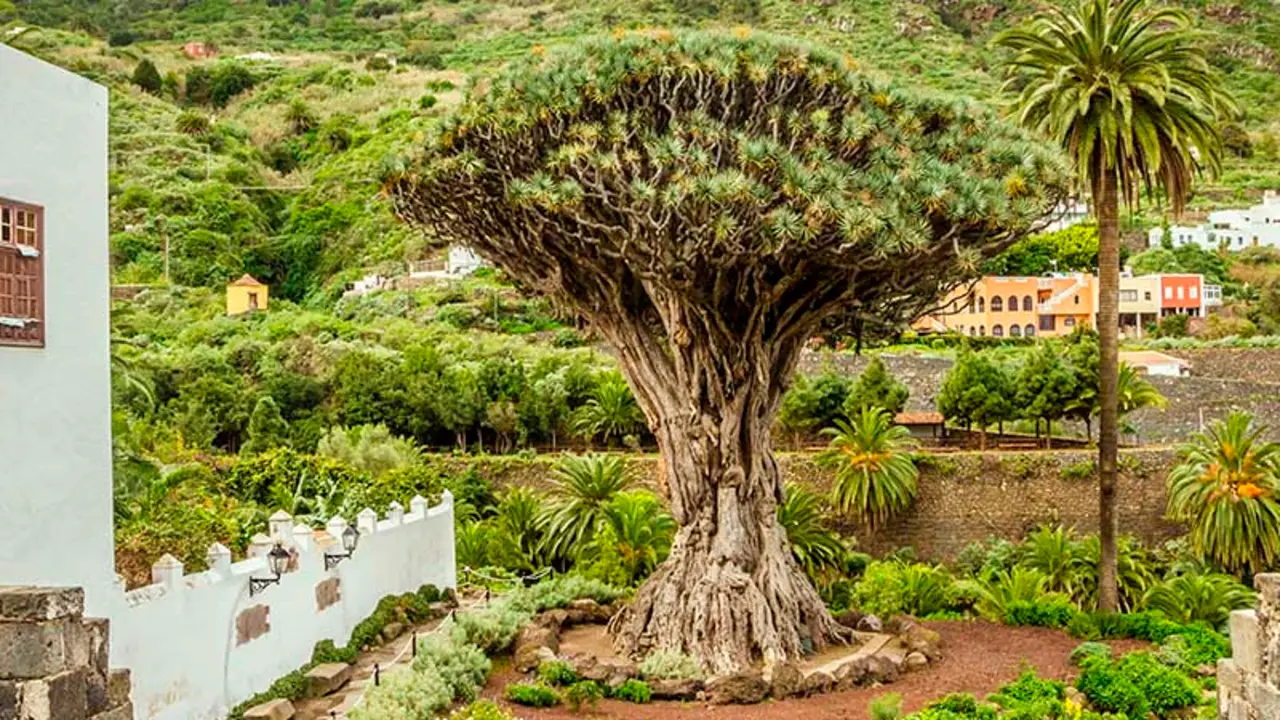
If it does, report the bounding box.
[487,487,550,573]
[777,483,847,580]
[1142,572,1255,628]
[820,406,919,528]
[1167,411,1280,574]
[542,454,633,561]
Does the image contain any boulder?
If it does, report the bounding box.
[865,655,901,685]
[764,661,804,699]
[834,657,869,690]
[513,626,559,672]
[570,654,600,679]
[706,671,768,705]
[444,587,460,609]
[802,670,835,696]
[648,677,703,701]
[566,599,614,623]
[380,622,405,644]
[856,614,883,633]
[304,663,352,698]
[536,609,569,631]
[534,646,558,666]
[891,616,942,661]
[1065,686,1089,708]
[835,610,865,629]
[243,698,295,720]
[903,652,929,672]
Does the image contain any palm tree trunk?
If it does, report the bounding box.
[1097,168,1121,613]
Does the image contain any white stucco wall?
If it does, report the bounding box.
[0,45,115,615]
[111,495,456,720]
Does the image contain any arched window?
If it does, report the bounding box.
[977,297,985,312]
[992,324,1004,337]
[1023,295,1034,311]
[1010,325,1022,337]
[969,326,977,336]
[979,325,986,336]
[991,296,1003,312]
[1008,296,1019,313]
[968,295,976,313]
[1025,324,1036,337]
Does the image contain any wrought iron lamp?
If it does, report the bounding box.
[249,543,291,596]
[324,524,360,570]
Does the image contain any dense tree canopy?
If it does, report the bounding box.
[391,30,1069,672]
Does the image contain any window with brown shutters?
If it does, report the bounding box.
[0,198,45,347]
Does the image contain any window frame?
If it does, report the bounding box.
[0,197,45,348]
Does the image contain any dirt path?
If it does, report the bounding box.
[481,620,1147,719]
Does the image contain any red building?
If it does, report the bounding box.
[1158,274,1205,316]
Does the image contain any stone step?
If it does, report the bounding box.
[243,698,296,720]
[802,633,891,679]
[304,663,352,698]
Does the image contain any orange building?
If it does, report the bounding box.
[914,273,1097,338]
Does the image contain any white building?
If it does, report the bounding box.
[448,245,487,275]
[1042,197,1091,233]
[0,44,117,616]
[1119,350,1191,377]
[1150,191,1280,251]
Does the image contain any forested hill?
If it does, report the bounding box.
[6,0,1280,302]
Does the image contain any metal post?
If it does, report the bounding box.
[412,631,418,659]
[374,663,380,687]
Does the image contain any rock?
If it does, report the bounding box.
[567,599,613,622]
[706,671,768,705]
[764,661,804,699]
[1065,686,1088,708]
[648,677,703,701]
[304,663,352,698]
[536,609,569,631]
[444,587,460,609]
[535,646,558,665]
[380,622,405,644]
[802,670,835,696]
[89,703,133,720]
[243,698,295,720]
[570,654,600,679]
[513,626,559,673]
[1197,664,1217,678]
[106,669,131,707]
[835,610,864,629]
[856,614,883,633]
[834,657,869,690]
[894,617,943,662]
[865,655,901,684]
[903,652,928,672]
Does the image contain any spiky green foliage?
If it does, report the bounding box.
[844,357,909,416]
[995,0,1236,212]
[1166,411,1280,574]
[583,490,675,586]
[1117,363,1167,416]
[1017,525,1087,598]
[777,482,846,579]
[569,372,644,447]
[542,453,633,560]
[1142,572,1255,627]
[821,406,919,528]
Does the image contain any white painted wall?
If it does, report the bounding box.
[0,45,116,616]
[447,245,486,275]
[110,495,456,720]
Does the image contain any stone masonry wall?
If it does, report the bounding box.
[1166,348,1280,384]
[1219,573,1280,720]
[0,586,131,720]
[453,447,1183,560]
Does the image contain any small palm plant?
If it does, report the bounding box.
[1077,535,1156,612]
[542,454,633,561]
[969,566,1049,622]
[488,487,549,573]
[1018,525,1087,599]
[1117,364,1167,416]
[571,372,645,447]
[591,491,676,586]
[820,406,919,528]
[1166,411,1280,574]
[1142,572,1255,627]
[777,483,846,581]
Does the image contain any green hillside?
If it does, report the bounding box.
[5,0,1280,300]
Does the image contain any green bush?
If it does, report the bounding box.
[1115,652,1200,716]
[1076,658,1148,718]
[612,679,652,703]
[639,649,704,680]
[564,680,604,712]
[870,692,903,720]
[537,660,580,687]
[505,682,561,707]
[413,633,490,703]
[1003,596,1076,628]
[449,700,517,720]
[922,694,996,719]
[1070,642,1113,667]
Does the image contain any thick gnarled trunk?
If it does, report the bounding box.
[605,325,848,674]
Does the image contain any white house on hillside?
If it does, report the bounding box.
[0,44,116,615]
[1150,191,1280,251]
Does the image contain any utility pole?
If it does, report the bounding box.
[159,215,170,283]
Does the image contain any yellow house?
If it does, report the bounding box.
[226,274,268,315]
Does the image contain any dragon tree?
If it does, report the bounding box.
[390,30,1069,673]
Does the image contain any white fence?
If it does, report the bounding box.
[108,493,457,720]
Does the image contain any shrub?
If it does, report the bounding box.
[870,692,903,720]
[639,649,703,680]
[1070,642,1112,667]
[449,700,516,720]
[505,682,560,707]
[1003,595,1076,628]
[923,694,996,719]
[564,680,603,712]
[1116,652,1200,716]
[1076,659,1148,718]
[854,562,957,618]
[612,679,652,703]
[537,660,579,687]
[449,601,528,654]
[350,667,453,719]
[413,633,490,703]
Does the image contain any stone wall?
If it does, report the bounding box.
[1219,574,1280,720]
[455,447,1183,559]
[798,350,1280,443]
[0,586,132,720]
[1166,348,1280,384]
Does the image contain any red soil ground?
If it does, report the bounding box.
[481,620,1147,719]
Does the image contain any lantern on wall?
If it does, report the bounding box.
[324,525,360,571]
[249,543,291,596]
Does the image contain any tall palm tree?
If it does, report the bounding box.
[820,406,919,529]
[1167,411,1280,575]
[997,0,1235,611]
